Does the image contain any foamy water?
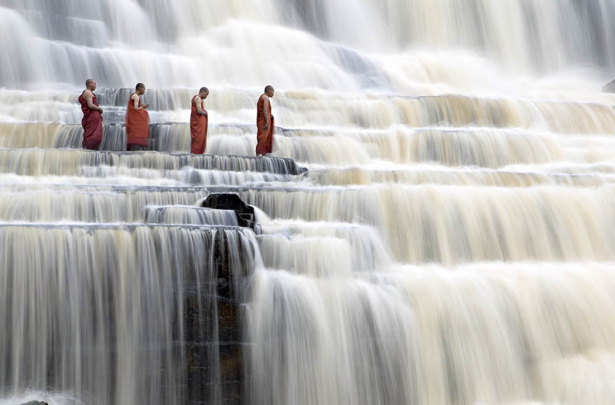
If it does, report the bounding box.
[1,0,615,404]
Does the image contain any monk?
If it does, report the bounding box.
[256,85,275,156]
[125,83,150,151]
[190,87,209,154]
[78,78,103,150]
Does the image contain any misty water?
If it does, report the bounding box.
[1,0,615,404]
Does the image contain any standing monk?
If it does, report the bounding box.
[125,83,150,151]
[78,79,104,150]
[256,85,275,156]
[190,87,209,154]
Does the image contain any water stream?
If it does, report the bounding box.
[1,0,615,404]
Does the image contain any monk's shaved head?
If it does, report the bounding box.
[85,78,97,91]
[136,83,145,91]
[198,87,209,100]
[197,87,209,100]
[264,85,275,98]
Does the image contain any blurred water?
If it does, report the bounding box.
[1,1,615,405]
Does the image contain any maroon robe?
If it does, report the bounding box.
[190,95,208,154]
[78,91,103,150]
[256,94,274,155]
[126,93,150,147]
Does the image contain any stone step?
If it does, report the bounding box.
[2,181,614,265]
[0,184,272,223]
[0,122,286,152]
[0,149,307,177]
[3,89,613,134]
[144,205,239,227]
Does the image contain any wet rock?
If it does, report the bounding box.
[200,193,259,232]
[178,228,254,405]
[603,80,615,93]
[20,402,49,405]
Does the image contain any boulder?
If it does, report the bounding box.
[200,193,259,232]
[602,79,615,93]
[20,402,49,405]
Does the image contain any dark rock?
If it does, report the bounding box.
[603,80,615,93]
[20,402,49,405]
[178,228,255,405]
[200,193,258,231]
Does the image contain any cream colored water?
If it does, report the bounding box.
[1,0,615,404]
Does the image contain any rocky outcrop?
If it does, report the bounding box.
[200,193,260,233]
[181,229,255,405]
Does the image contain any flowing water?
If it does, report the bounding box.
[1,0,615,404]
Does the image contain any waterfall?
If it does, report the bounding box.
[246,263,615,405]
[1,0,615,404]
[0,225,260,405]
[144,206,240,226]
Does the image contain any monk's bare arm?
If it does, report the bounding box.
[195,96,207,116]
[132,94,148,110]
[84,90,103,113]
[263,97,270,129]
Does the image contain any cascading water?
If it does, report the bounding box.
[1,0,615,404]
[0,225,259,405]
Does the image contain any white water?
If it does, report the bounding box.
[1,0,615,404]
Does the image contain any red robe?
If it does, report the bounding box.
[256,94,274,155]
[125,93,150,147]
[78,91,103,150]
[190,95,208,154]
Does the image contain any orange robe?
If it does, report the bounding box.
[125,93,150,147]
[78,91,103,150]
[190,95,208,154]
[256,94,274,155]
